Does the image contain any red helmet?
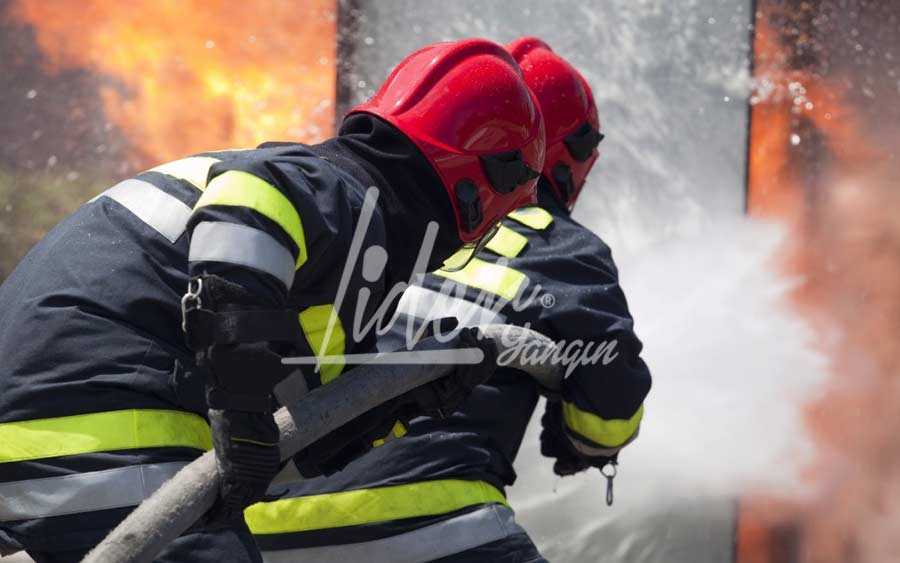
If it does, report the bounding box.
[506,37,603,209]
[348,39,545,244]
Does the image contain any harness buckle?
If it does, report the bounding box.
[181,277,204,333]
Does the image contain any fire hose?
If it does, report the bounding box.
[81,324,561,563]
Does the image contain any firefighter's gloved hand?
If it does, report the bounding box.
[402,325,498,418]
[540,400,613,477]
[207,409,281,523]
[294,326,498,478]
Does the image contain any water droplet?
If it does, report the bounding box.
[364,36,375,46]
[26,89,37,99]
[707,17,716,24]
[357,80,366,88]
[723,96,731,102]
[47,155,58,167]
[790,134,801,146]
[205,40,216,49]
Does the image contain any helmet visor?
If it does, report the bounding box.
[440,222,502,273]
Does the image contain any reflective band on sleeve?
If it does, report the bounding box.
[95,179,192,243]
[189,221,297,288]
[298,305,346,385]
[148,156,221,191]
[0,461,189,521]
[562,402,644,448]
[259,504,524,563]
[245,479,508,535]
[435,258,528,302]
[508,206,554,230]
[484,225,528,258]
[0,410,212,464]
[395,285,507,327]
[195,170,308,268]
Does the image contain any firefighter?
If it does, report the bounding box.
[248,37,652,563]
[0,39,546,563]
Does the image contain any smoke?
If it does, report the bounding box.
[508,216,830,563]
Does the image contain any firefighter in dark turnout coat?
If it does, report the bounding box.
[251,38,651,563]
[0,39,546,562]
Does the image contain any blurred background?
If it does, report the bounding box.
[1,0,898,561]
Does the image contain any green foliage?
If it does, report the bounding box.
[0,170,111,280]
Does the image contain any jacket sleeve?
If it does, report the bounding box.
[538,232,652,457]
[185,148,340,308]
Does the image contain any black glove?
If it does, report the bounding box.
[294,326,498,478]
[183,275,297,522]
[207,409,281,523]
[200,342,289,523]
[540,400,615,477]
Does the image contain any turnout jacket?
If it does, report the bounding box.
[0,115,453,554]
[249,184,652,554]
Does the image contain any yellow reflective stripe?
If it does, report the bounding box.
[195,170,308,268]
[148,156,221,191]
[484,225,528,258]
[0,410,212,464]
[245,479,508,535]
[299,304,346,385]
[508,206,554,230]
[562,402,644,448]
[436,258,527,302]
[372,420,408,448]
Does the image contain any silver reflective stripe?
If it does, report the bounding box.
[396,285,507,327]
[93,179,192,243]
[261,504,524,563]
[188,221,296,289]
[569,425,640,458]
[0,461,189,521]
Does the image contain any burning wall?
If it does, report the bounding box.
[3,0,337,168]
[742,1,900,561]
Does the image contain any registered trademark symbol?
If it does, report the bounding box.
[540,293,556,308]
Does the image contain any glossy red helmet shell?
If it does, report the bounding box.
[506,37,602,209]
[349,39,545,243]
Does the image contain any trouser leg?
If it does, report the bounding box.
[27,521,262,563]
[428,532,549,563]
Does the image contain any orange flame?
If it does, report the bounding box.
[6,0,337,167]
[741,2,900,562]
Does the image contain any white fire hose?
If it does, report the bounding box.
[81,324,561,563]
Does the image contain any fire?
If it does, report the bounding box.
[5,0,337,167]
[741,2,900,562]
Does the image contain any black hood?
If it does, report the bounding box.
[306,114,461,284]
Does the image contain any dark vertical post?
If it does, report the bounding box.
[335,0,362,129]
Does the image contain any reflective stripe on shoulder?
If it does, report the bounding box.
[508,206,554,230]
[194,170,308,268]
[245,479,508,535]
[562,402,644,449]
[395,285,507,327]
[148,156,221,191]
[189,221,296,289]
[0,461,189,522]
[434,258,528,302]
[93,179,192,243]
[484,225,528,258]
[0,410,212,464]
[298,304,346,385]
[259,504,524,563]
